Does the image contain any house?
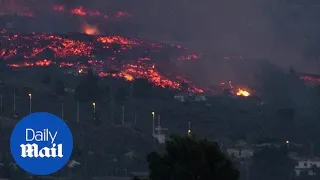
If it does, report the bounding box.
[194,95,207,102]
[153,119,168,144]
[173,94,207,102]
[174,94,186,102]
[153,133,166,144]
[293,158,320,176]
[64,87,75,93]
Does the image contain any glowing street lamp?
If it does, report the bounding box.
[28,93,32,114]
[92,102,96,114]
[92,102,96,121]
[152,111,155,135]
[188,121,191,137]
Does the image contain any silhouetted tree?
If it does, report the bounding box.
[147,135,239,180]
[75,70,102,102]
[115,87,128,104]
[153,86,174,99]
[55,79,65,95]
[250,147,295,180]
[103,86,111,100]
[133,78,154,98]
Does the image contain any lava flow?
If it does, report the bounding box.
[52,5,133,20]
[0,2,133,20]
[0,29,203,93]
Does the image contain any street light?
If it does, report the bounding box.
[92,102,96,113]
[28,93,32,114]
[188,122,191,137]
[152,111,155,135]
[92,102,96,121]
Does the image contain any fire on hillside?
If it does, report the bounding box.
[0,2,256,97]
[0,29,205,93]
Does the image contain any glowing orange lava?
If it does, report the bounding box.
[0,3,133,20]
[0,30,203,93]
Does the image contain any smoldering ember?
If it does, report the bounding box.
[1,1,320,180]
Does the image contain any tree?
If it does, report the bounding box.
[55,79,65,95]
[250,147,295,180]
[147,135,239,180]
[75,70,102,102]
[132,78,154,98]
[115,87,128,104]
[103,85,111,100]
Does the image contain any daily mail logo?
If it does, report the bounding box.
[20,128,63,158]
[10,112,73,175]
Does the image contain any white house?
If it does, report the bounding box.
[194,95,207,102]
[294,158,320,176]
[174,95,186,102]
[173,94,207,102]
[64,87,75,93]
[153,123,168,144]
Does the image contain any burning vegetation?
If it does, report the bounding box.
[236,88,250,97]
